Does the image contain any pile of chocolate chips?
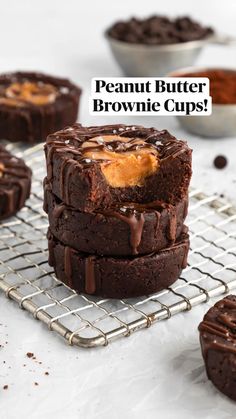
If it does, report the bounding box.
[108,15,213,45]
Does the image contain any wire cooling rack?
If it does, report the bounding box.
[0,142,236,348]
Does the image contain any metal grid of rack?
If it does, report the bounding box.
[0,142,236,348]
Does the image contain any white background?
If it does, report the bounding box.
[1,0,236,418]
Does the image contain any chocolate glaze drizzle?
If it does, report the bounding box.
[85,256,96,294]
[45,123,190,205]
[199,295,236,356]
[0,145,31,219]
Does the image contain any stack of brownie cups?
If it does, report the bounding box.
[44,124,192,298]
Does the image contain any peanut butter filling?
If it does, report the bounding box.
[82,135,159,188]
[0,162,4,178]
[0,81,58,107]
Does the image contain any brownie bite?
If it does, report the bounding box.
[44,183,188,256]
[0,145,32,220]
[48,228,189,298]
[0,72,81,143]
[199,295,236,401]
[45,123,192,212]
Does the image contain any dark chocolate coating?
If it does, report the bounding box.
[47,228,189,298]
[45,123,192,212]
[44,182,188,256]
[199,295,236,401]
[0,72,81,143]
[0,145,32,220]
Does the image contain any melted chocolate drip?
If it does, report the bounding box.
[64,246,73,288]
[199,296,236,356]
[102,208,145,255]
[85,256,96,294]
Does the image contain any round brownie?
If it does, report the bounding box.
[44,182,188,256]
[199,295,236,401]
[0,71,81,143]
[0,145,32,220]
[45,123,192,212]
[48,228,189,298]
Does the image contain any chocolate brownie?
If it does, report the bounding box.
[45,124,192,212]
[107,15,213,45]
[0,72,81,143]
[0,145,32,220]
[48,228,189,298]
[199,295,236,401]
[44,182,188,256]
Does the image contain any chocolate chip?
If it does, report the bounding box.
[26,352,34,358]
[108,15,213,45]
[3,385,8,390]
[214,155,227,169]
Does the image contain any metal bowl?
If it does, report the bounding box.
[168,67,236,138]
[105,32,235,77]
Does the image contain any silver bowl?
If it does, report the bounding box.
[168,67,236,138]
[105,32,235,77]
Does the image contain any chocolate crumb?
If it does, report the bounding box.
[45,372,49,376]
[26,352,34,358]
[214,155,227,169]
[34,382,39,386]
[3,385,8,390]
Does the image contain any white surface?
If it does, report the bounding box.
[1,1,236,418]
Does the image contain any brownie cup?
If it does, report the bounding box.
[48,228,189,298]
[45,123,192,212]
[0,71,81,143]
[0,145,32,220]
[199,295,236,401]
[44,182,188,256]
